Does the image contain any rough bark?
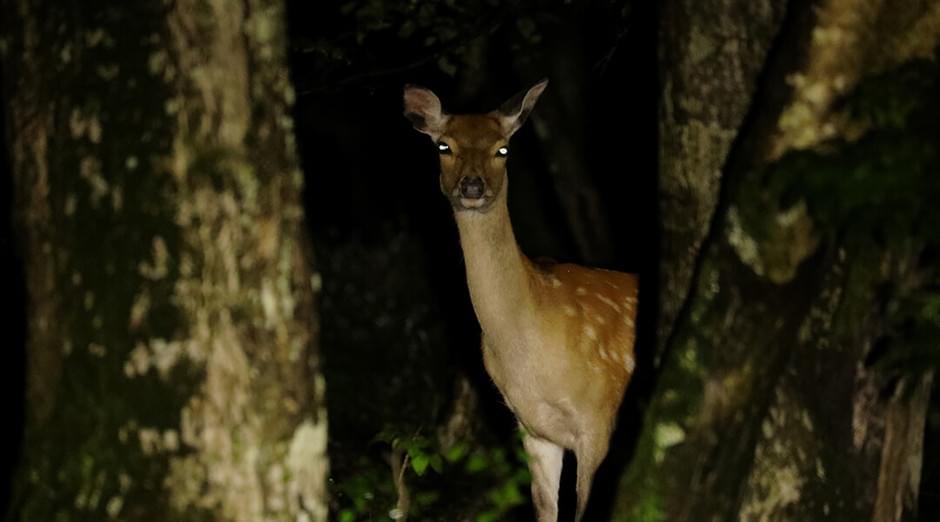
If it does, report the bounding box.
[656,0,789,355]
[612,0,939,520]
[2,1,328,520]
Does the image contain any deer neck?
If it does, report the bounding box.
[454,186,535,344]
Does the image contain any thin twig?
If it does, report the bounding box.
[388,447,410,521]
[593,20,631,79]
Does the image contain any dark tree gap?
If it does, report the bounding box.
[286,1,658,519]
[0,56,28,519]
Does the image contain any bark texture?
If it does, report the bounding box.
[612,0,939,520]
[657,0,789,354]
[2,1,328,520]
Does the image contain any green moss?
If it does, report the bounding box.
[612,402,666,521]
[9,2,193,520]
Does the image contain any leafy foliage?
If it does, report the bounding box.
[333,429,530,521]
[293,0,507,90]
[878,291,940,382]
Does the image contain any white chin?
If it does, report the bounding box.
[460,198,487,209]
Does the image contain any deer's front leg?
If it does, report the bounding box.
[523,433,564,522]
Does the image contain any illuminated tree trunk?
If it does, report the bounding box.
[612,0,940,520]
[2,1,328,520]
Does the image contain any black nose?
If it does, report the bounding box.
[459,177,486,199]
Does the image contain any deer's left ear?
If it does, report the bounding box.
[498,79,548,137]
[404,85,449,140]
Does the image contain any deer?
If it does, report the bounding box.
[403,80,638,522]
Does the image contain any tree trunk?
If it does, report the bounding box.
[656,0,789,356]
[2,1,328,520]
[613,0,940,520]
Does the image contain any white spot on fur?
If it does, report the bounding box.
[594,315,606,324]
[596,294,621,312]
[584,325,598,340]
[624,352,635,373]
[563,305,577,317]
[550,277,562,288]
[575,286,587,295]
[599,348,610,361]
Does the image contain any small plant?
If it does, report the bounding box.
[332,427,530,521]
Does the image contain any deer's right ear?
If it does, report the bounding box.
[403,85,448,140]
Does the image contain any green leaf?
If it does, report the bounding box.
[415,490,440,507]
[444,443,467,463]
[429,454,443,474]
[476,513,497,522]
[411,453,430,476]
[465,452,488,473]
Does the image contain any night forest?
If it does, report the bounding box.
[2,0,940,521]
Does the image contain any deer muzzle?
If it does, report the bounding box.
[459,176,486,199]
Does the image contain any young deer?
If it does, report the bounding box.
[403,80,638,521]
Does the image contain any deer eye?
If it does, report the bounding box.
[437,142,452,154]
[496,146,509,158]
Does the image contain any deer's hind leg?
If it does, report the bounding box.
[573,430,611,522]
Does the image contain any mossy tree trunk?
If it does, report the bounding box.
[613,0,940,520]
[2,0,328,520]
[656,0,789,357]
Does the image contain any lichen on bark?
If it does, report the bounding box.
[613,0,940,520]
[3,0,328,520]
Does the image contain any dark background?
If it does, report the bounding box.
[1,54,27,519]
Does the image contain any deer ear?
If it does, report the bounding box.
[498,79,548,136]
[404,85,448,140]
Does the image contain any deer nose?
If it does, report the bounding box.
[459,177,486,199]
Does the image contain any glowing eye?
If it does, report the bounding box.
[496,146,509,157]
[437,142,451,154]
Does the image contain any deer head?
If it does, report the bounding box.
[403,80,548,212]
